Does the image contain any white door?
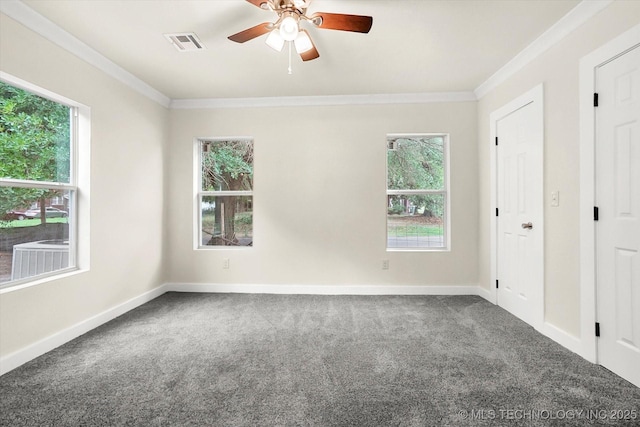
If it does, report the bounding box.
[595,45,640,388]
[497,101,544,327]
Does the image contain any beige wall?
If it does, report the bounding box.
[167,102,478,287]
[477,1,640,337]
[0,14,168,357]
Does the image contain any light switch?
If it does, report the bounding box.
[551,191,559,207]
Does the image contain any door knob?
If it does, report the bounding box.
[521,222,533,229]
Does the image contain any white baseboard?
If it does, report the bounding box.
[0,282,482,376]
[0,284,167,376]
[164,282,482,296]
[1,282,589,378]
[539,321,583,357]
[475,284,495,304]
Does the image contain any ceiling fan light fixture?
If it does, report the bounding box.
[294,30,313,53]
[279,15,299,41]
[265,29,285,51]
[229,1,373,63]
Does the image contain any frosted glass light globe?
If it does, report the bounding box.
[279,16,299,41]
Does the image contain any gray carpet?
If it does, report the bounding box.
[1,293,639,426]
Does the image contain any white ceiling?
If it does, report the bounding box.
[19,0,582,100]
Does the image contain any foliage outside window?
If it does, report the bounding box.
[0,80,76,286]
[198,139,253,247]
[387,134,449,249]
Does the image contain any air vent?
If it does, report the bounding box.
[164,32,205,52]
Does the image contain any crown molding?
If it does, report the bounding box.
[0,0,170,108]
[4,0,610,108]
[170,91,477,109]
[474,0,613,99]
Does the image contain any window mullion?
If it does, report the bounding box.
[0,178,76,191]
[386,189,445,196]
[200,190,253,197]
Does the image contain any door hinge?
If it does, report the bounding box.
[496,208,499,217]
[594,206,599,221]
[496,280,499,289]
[594,93,599,107]
[495,137,499,146]
[595,322,600,337]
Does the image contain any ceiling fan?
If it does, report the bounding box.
[228,0,373,62]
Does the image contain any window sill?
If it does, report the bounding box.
[0,267,85,294]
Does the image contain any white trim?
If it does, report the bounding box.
[475,0,612,99]
[0,70,81,107]
[386,134,451,251]
[476,284,495,304]
[1,0,612,108]
[540,322,583,356]
[386,190,446,196]
[164,282,481,296]
[0,268,82,294]
[0,0,170,108]
[0,0,474,110]
[489,83,545,330]
[0,284,167,375]
[1,282,592,376]
[0,71,90,292]
[0,178,75,191]
[200,191,253,197]
[579,23,640,364]
[170,92,477,109]
[195,138,255,250]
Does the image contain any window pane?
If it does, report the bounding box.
[387,136,444,190]
[201,196,253,246]
[0,82,71,183]
[387,194,444,248]
[201,140,253,191]
[0,187,73,283]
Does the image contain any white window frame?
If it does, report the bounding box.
[0,73,89,291]
[194,137,254,250]
[386,133,451,251]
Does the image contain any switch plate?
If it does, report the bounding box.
[551,191,559,207]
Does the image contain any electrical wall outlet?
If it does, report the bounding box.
[382,260,389,270]
[223,258,230,269]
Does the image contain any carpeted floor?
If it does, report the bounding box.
[1,293,639,426]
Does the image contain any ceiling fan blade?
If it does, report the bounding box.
[298,30,319,61]
[310,12,373,33]
[228,22,273,43]
[300,46,320,61]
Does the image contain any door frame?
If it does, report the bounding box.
[489,83,545,331]
[579,23,640,364]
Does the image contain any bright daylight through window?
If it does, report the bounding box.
[198,139,253,247]
[0,81,77,287]
[387,134,449,249]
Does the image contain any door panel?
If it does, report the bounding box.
[596,44,640,387]
[497,101,543,326]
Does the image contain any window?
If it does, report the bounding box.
[197,139,253,247]
[0,80,78,287]
[386,134,449,250]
